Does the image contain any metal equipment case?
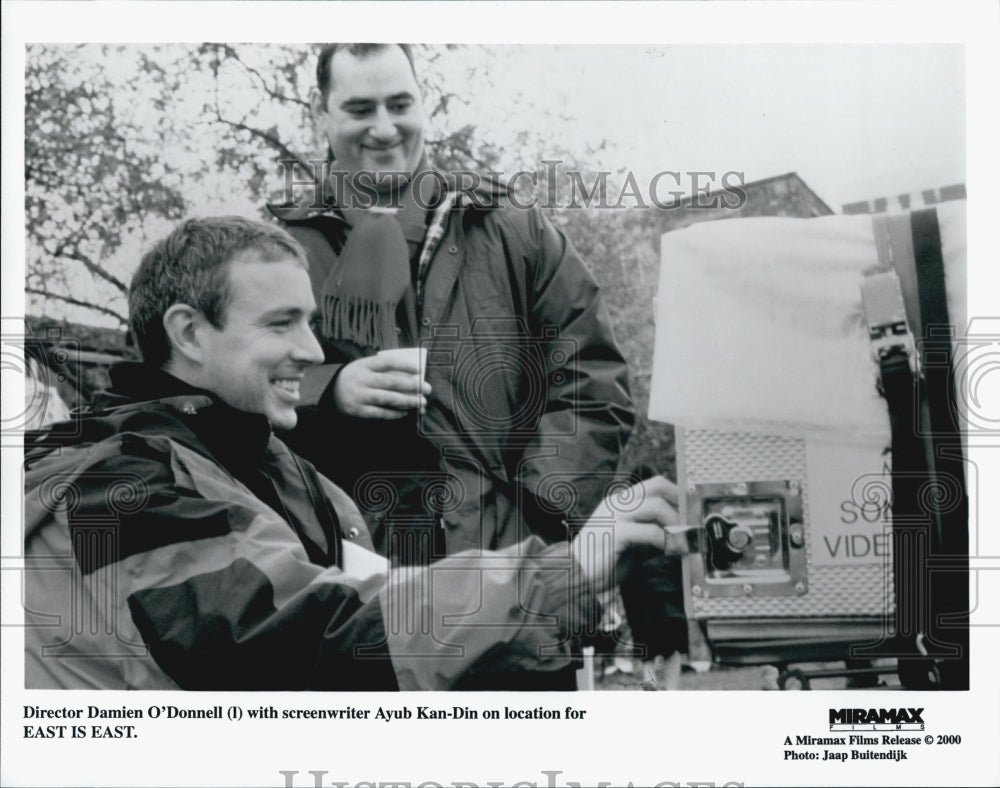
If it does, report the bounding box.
[651,203,969,689]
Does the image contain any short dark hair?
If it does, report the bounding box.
[128,216,309,368]
[316,43,417,104]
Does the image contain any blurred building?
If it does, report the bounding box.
[842,183,966,215]
[654,173,967,231]
[654,171,834,236]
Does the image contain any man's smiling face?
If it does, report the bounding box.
[196,254,323,430]
[314,45,426,195]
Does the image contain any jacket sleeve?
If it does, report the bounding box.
[52,435,596,690]
[509,206,635,527]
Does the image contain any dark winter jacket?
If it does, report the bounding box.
[270,177,634,556]
[22,364,597,690]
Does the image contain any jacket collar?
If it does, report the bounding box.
[100,363,274,464]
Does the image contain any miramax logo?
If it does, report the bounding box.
[829,708,925,730]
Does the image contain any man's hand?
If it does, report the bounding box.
[332,349,431,419]
[571,475,680,593]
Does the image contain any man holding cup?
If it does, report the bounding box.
[271,44,633,583]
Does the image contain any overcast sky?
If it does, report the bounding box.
[467,44,965,210]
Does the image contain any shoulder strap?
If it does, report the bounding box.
[866,207,968,689]
[907,208,968,689]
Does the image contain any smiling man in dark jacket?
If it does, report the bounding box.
[23,216,678,691]
[270,44,634,577]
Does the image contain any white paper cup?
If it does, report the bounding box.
[376,347,428,383]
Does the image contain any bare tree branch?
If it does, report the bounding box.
[26,288,128,326]
[61,250,130,295]
[215,44,311,108]
[212,105,309,169]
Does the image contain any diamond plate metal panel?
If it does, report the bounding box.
[680,428,894,618]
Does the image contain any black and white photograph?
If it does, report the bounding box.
[2,2,998,787]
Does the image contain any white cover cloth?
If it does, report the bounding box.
[648,202,966,442]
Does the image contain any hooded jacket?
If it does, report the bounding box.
[22,364,597,690]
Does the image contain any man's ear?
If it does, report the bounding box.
[310,87,327,122]
[162,304,207,366]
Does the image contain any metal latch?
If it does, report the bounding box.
[685,480,807,599]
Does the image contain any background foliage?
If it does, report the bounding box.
[24,44,674,476]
